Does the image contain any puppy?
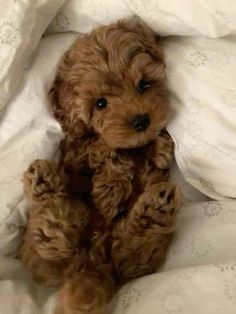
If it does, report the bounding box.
[21,18,181,314]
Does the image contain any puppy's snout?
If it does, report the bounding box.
[131,114,150,132]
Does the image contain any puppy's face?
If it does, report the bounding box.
[55,19,168,149]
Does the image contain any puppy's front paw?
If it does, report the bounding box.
[23,159,65,201]
[133,182,181,230]
[147,131,174,169]
[155,138,174,169]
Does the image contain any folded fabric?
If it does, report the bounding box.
[48,0,236,37]
[0,0,65,112]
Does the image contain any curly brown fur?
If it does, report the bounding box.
[20,18,181,314]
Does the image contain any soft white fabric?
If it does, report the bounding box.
[165,36,236,199]
[47,0,132,34]
[0,257,56,314]
[0,0,236,314]
[0,0,65,112]
[47,0,236,37]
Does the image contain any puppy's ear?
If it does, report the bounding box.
[49,50,91,137]
[49,46,76,118]
[118,17,164,63]
[49,79,86,138]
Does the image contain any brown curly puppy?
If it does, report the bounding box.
[20,18,181,314]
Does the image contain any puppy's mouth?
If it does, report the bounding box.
[103,127,158,150]
[100,112,167,150]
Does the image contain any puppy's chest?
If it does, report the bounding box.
[62,137,154,198]
[122,149,155,197]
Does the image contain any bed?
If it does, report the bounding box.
[0,1,236,313]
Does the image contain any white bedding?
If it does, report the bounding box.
[0,0,236,313]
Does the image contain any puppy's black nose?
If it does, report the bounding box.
[131,114,150,132]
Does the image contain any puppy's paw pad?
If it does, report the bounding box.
[149,182,181,214]
[23,159,62,199]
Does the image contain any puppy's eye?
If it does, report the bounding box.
[96,97,107,110]
[136,79,152,93]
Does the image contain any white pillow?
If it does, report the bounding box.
[165,35,236,199]
[0,0,65,112]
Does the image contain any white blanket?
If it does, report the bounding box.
[0,1,236,313]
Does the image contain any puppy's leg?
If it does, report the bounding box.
[21,160,89,286]
[112,182,181,282]
[55,270,115,314]
[145,129,174,170]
